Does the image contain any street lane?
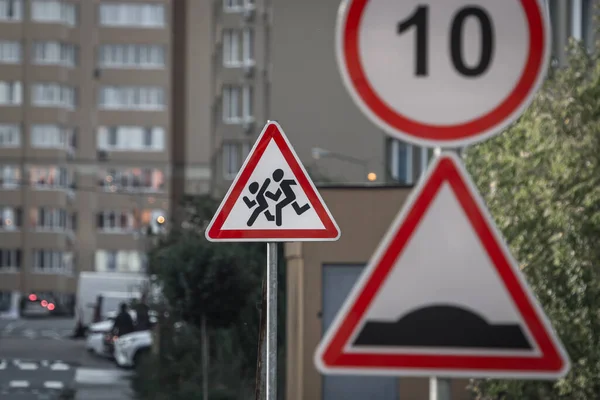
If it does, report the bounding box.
[0,318,74,341]
[0,358,75,392]
[0,317,132,399]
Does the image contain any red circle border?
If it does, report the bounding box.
[342,0,547,141]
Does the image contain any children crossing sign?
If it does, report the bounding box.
[205,121,341,242]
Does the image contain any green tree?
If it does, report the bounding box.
[134,195,267,399]
[466,41,600,399]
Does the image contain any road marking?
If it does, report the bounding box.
[75,368,131,385]
[9,380,30,388]
[4,321,23,334]
[0,360,6,370]
[44,381,65,389]
[41,330,63,340]
[50,361,70,371]
[41,360,49,367]
[23,329,36,338]
[17,362,38,370]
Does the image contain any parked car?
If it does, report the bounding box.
[21,293,72,317]
[113,330,153,369]
[86,310,134,357]
[85,318,116,357]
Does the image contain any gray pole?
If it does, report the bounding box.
[266,243,278,400]
[428,145,463,400]
[254,278,267,400]
[202,314,209,400]
[429,376,452,400]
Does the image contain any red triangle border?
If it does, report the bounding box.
[206,122,340,242]
[316,153,569,378]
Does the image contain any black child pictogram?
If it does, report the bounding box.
[243,180,275,226]
[265,169,311,227]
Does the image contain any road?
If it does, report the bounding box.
[0,317,133,400]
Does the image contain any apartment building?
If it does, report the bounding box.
[177,0,413,196]
[0,0,176,314]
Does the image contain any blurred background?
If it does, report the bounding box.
[0,1,597,400]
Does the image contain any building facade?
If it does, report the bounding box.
[198,0,438,195]
[0,0,177,313]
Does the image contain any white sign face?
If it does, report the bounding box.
[315,153,570,378]
[205,121,341,242]
[336,0,551,147]
[221,141,325,231]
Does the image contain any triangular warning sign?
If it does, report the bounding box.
[315,152,570,379]
[206,121,341,242]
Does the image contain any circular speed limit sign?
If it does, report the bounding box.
[336,0,551,147]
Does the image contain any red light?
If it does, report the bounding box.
[28,294,37,301]
[47,303,55,311]
[41,300,48,307]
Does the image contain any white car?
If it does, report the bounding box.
[113,330,153,369]
[85,319,116,357]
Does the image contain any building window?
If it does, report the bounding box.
[223,29,241,66]
[0,207,21,231]
[0,124,20,147]
[32,41,77,66]
[99,86,165,111]
[242,28,254,64]
[32,250,73,274]
[0,0,22,21]
[571,0,594,51]
[387,139,413,184]
[29,166,71,189]
[105,251,117,271]
[97,168,165,192]
[0,41,20,63]
[95,250,145,273]
[0,81,22,105]
[98,44,165,69]
[223,0,245,12]
[222,142,240,179]
[242,85,253,121]
[0,166,20,189]
[0,249,21,271]
[31,83,76,109]
[99,3,165,28]
[97,126,165,151]
[30,207,69,230]
[31,0,76,26]
[31,125,74,149]
[97,210,135,232]
[222,85,240,122]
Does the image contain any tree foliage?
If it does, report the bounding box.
[134,195,286,399]
[466,41,600,399]
[148,195,264,329]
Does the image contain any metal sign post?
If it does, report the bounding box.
[429,376,452,400]
[205,121,341,399]
[266,242,278,400]
[429,146,453,400]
